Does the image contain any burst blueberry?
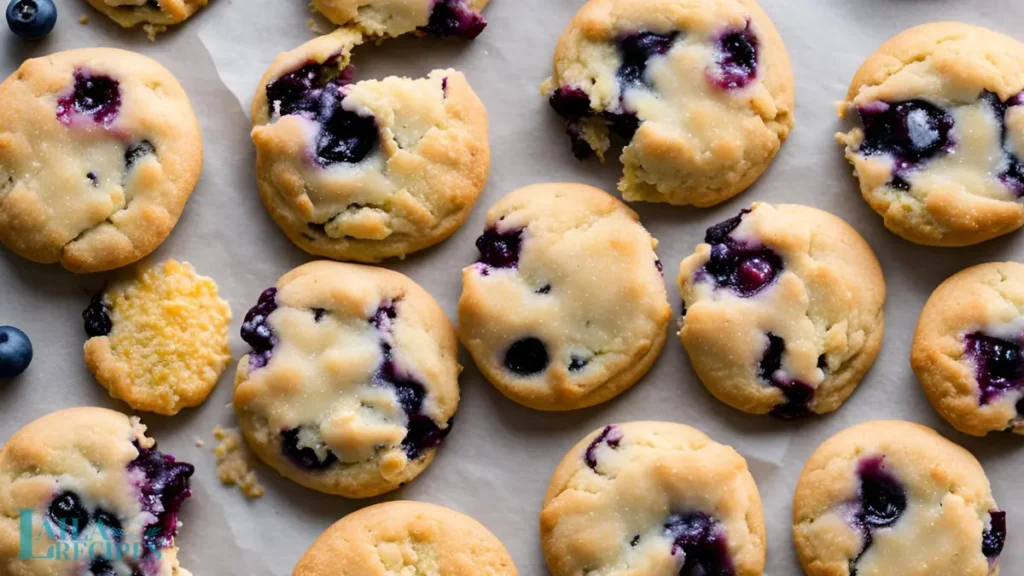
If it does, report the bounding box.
[128,441,194,554]
[856,100,954,191]
[124,140,156,171]
[617,31,679,88]
[549,86,591,119]
[475,227,523,270]
[280,427,338,470]
[847,456,906,574]
[662,511,735,576]
[708,23,758,90]
[963,332,1024,405]
[92,509,123,542]
[241,288,279,369]
[47,491,90,537]
[0,325,32,378]
[504,337,549,376]
[422,0,487,39]
[6,0,56,40]
[983,510,1006,559]
[584,425,622,470]
[57,72,121,126]
[701,211,781,297]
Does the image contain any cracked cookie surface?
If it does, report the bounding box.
[0,48,202,273]
[83,259,232,415]
[293,501,517,575]
[793,420,1005,576]
[678,203,886,418]
[311,0,488,39]
[233,261,460,498]
[250,29,490,263]
[912,262,1024,436]
[458,183,671,411]
[541,421,766,576]
[85,0,210,33]
[541,0,793,207]
[838,22,1024,246]
[0,407,195,576]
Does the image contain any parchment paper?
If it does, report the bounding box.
[2,1,1024,574]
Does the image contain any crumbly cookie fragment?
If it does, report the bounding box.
[84,0,210,36]
[213,426,265,499]
[311,0,489,39]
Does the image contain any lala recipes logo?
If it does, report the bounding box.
[17,509,161,563]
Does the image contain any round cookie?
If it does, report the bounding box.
[82,259,232,415]
[250,29,490,263]
[838,22,1024,247]
[293,501,517,575]
[85,0,210,36]
[911,262,1024,436]
[541,421,766,576]
[793,420,1006,576]
[541,0,793,207]
[678,203,886,418]
[311,0,489,39]
[0,48,202,273]
[233,261,460,498]
[0,407,195,576]
[458,183,671,411]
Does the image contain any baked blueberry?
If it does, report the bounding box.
[88,558,116,576]
[548,86,591,119]
[241,287,279,370]
[616,31,679,88]
[6,0,56,40]
[856,457,906,530]
[663,511,734,576]
[700,210,782,297]
[124,140,156,171]
[983,510,1006,559]
[583,424,622,470]
[0,325,32,378]
[504,337,549,376]
[92,508,123,542]
[46,491,90,537]
[475,227,523,270]
[82,293,113,337]
[759,333,814,419]
[422,0,487,39]
[708,23,758,90]
[280,427,338,470]
[57,72,121,126]
[128,441,195,553]
[963,332,1024,405]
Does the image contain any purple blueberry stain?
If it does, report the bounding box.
[83,292,112,337]
[57,71,121,126]
[855,100,955,191]
[700,209,782,297]
[421,0,487,39]
[475,226,523,270]
[847,456,907,574]
[663,511,735,576]
[758,333,815,419]
[503,337,549,376]
[241,287,279,370]
[127,440,194,557]
[963,331,1024,405]
[707,22,758,91]
[280,427,338,470]
[983,510,1006,560]
[584,425,623,470]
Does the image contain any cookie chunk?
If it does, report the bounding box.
[793,420,1005,576]
[678,203,886,418]
[293,501,517,575]
[0,407,195,576]
[84,0,209,36]
[541,422,766,576]
[0,48,202,273]
[250,29,490,263]
[311,0,488,39]
[83,259,232,415]
[233,261,460,498]
[541,0,793,207]
[911,262,1024,436]
[458,183,671,411]
[838,22,1024,246]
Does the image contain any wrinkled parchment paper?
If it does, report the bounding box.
[3,1,1024,573]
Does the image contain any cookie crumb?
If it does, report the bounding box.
[213,426,264,498]
[143,23,167,41]
[194,437,205,448]
[78,15,89,25]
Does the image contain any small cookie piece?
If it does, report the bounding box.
[311,0,488,39]
[251,29,490,263]
[0,407,195,576]
[838,22,1024,246]
[793,420,1006,576]
[83,259,232,415]
[293,501,517,575]
[911,262,1024,436]
[678,203,886,418]
[212,426,265,499]
[541,422,766,575]
[84,0,209,33]
[458,183,671,411]
[541,0,793,207]
[233,261,460,498]
[0,48,203,273]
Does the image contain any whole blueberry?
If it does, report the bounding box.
[6,0,56,40]
[0,326,32,378]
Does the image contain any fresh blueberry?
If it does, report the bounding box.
[57,72,121,126]
[475,227,523,270]
[92,509,123,542]
[584,425,622,470]
[504,337,549,376]
[964,332,1024,405]
[708,23,758,90]
[82,293,112,338]
[616,31,679,88]
[128,441,194,554]
[983,510,1007,559]
[47,492,90,537]
[280,427,338,470]
[241,288,279,370]
[0,326,32,378]
[700,210,781,297]
[663,511,735,576]
[422,0,487,39]
[6,0,56,40]
[124,140,156,171]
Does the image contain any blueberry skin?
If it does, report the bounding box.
[6,0,56,40]
[0,326,32,378]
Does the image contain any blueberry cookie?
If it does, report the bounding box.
[793,420,1006,576]
[311,0,488,39]
[911,262,1024,436]
[250,29,490,263]
[678,203,886,418]
[458,183,671,411]
[233,261,460,498]
[0,407,195,576]
[541,421,766,576]
[293,501,518,575]
[0,48,203,273]
[541,0,793,207]
[83,259,232,415]
[838,22,1024,247]
[85,0,210,37]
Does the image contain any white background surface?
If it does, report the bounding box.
[2,0,1023,574]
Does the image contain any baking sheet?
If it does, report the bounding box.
[2,0,1024,574]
